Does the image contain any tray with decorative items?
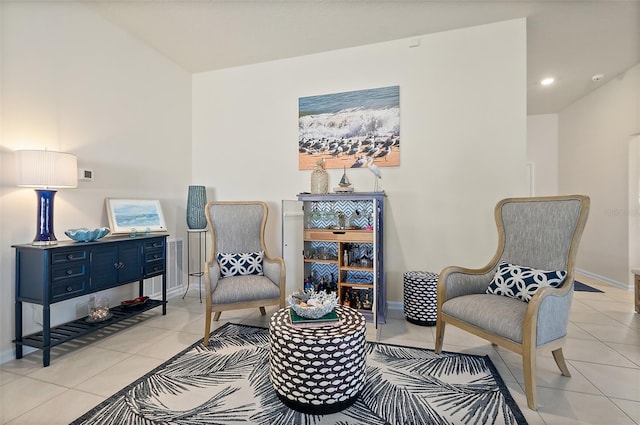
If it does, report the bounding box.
[287,290,342,327]
[120,296,150,308]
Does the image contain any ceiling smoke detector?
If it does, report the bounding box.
[592,74,604,82]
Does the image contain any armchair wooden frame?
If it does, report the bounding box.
[435,195,590,410]
[203,201,286,345]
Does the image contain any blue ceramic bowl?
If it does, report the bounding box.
[65,227,110,242]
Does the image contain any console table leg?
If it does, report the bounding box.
[42,305,51,367]
[15,301,23,359]
[43,349,51,367]
[162,273,167,315]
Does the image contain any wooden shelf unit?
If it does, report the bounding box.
[297,192,385,325]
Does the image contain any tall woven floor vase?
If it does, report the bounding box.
[186,185,207,229]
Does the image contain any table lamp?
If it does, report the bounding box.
[16,149,78,245]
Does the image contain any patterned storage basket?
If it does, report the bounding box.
[403,271,439,326]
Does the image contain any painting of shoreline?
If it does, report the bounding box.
[106,198,167,233]
[298,86,400,170]
[113,205,160,227]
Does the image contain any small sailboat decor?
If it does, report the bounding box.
[334,166,354,192]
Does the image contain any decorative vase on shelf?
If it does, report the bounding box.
[186,185,207,229]
[362,292,372,310]
[310,158,329,194]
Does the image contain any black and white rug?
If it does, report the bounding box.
[574,281,604,293]
[72,323,527,425]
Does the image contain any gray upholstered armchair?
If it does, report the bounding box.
[435,195,590,410]
[203,201,285,345]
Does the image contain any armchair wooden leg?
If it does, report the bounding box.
[552,347,571,377]
[203,308,212,345]
[435,319,445,353]
[213,311,221,321]
[259,307,266,316]
[523,347,538,410]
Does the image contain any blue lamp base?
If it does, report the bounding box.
[33,189,58,245]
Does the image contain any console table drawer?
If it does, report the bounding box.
[52,250,88,264]
[52,264,87,281]
[51,279,86,300]
[304,229,373,243]
[144,261,165,277]
[145,251,165,263]
[144,239,165,250]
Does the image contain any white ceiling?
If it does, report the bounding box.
[83,0,640,115]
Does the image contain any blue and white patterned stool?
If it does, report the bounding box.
[403,271,439,326]
[269,305,367,414]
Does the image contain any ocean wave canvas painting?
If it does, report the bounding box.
[105,198,167,234]
[298,86,400,170]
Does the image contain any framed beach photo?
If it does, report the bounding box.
[298,85,400,170]
[105,198,167,234]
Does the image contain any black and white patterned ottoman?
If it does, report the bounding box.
[269,305,367,414]
[403,271,439,326]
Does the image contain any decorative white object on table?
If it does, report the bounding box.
[288,290,338,319]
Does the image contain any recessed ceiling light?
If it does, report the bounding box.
[540,77,555,86]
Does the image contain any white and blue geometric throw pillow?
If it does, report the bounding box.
[486,261,567,302]
[217,251,264,277]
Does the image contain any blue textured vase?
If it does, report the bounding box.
[186,185,207,229]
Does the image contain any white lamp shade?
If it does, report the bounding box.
[16,150,78,188]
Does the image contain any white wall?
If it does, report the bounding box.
[559,63,640,288]
[0,2,192,363]
[629,135,640,285]
[192,19,528,303]
[527,114,559,196]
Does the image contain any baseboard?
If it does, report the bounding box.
[0,346,36,366]
[387,301,403,311]
[575,268,633,291]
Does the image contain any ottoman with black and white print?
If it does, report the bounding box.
[269,305,367,414]
[403,271,439,326]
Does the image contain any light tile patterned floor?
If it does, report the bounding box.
[1,274,638,424]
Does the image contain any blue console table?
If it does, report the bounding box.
[13,234,168,367]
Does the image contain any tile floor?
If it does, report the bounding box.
[1,274,638,424]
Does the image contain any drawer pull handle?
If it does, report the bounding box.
[153,254,159,259]
[66,286,73,292]
[332,231,346,235]
[114,262,125,269]
[66,269,73,275]
[67,254,74,260]
[153,267,159,271]
[153,242,162,247]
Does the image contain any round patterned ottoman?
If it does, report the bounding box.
[269,305,367,414]
[403,271,439,326]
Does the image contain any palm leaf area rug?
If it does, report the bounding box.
[72,322,527,425]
